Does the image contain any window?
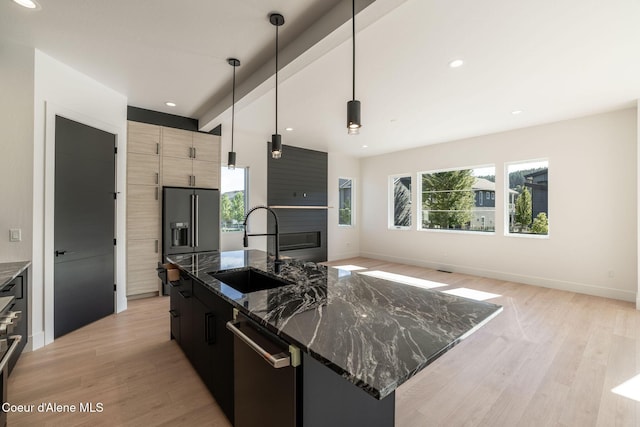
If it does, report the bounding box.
[338,178,354,226]
[506,160,548,236]
[419,165,495,232]
[220,166,248,232]
[390,175,412,228]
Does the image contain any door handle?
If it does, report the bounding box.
[55,250,67,257]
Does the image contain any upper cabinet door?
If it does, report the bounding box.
[193,160,219,189]
[128,122,160,155]
[192,133,220,163]
[128,152,159,186]
[163,127,193,159]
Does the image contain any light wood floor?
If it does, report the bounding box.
[8,258,640,426]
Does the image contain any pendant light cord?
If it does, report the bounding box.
[231,64,236,152]
[275,23,279,134]
[352,0,356,102]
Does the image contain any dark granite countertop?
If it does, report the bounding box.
[167,250,502,400]
[0,261,30,290]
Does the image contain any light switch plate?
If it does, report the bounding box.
[9,229,21,242]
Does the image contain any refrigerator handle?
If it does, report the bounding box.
[190,194,195,248]
[195,194,199,247]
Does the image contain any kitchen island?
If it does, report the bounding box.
[167,250,502,426]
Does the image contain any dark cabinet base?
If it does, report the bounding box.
[302,353,395,427]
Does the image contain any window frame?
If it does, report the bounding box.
[388,173,413,230]
[504,158,550,239]
[417,164,496,234]
[338,177,355,227]
[220,165,249,233]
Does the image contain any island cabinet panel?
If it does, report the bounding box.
[176,274,194,359]
[171,278,235,424]
[302,353,395,427]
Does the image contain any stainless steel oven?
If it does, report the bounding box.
[0,295,23,427]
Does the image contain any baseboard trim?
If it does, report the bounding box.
[27,331,45,352]
[359,250,637,303]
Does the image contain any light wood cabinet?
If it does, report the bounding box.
[126,121,220,299]
[128,152,160,186]
[127,185,160,240]
[162,157,193,187]
[163,127,193,159]
[128,121,160,155]
[127,239,161,296]
[162,128,220,189]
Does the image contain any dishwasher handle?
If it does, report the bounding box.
[226,321,290,369]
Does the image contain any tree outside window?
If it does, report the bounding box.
[420,166,496,232]
[338,178,353,226]
[507,160,548,235]
[220,166,248,232]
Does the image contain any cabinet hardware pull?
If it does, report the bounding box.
[178,291,191,299]
[156,143,159,155]
[155,187,159,200]
[154,240,159,254]
[193,175,196,186]
[226,321,291,369]
[155,172,159,185]
[0,335,22,373]
[193,147,197,159]
[169,309,179,318]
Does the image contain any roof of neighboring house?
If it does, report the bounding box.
[473,177,496,191]
[473,177,518,194]
[524,169,548,178]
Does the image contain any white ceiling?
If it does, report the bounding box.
[2,0,640,158]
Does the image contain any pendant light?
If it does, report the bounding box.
[347,0,361,135]
[270,13,285,159]
[227,58,240,170]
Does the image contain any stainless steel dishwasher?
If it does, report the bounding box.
[226,313,300,427]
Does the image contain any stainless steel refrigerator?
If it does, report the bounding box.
[162,187,220,258]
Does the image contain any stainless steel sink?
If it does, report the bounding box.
[209,268,292,293]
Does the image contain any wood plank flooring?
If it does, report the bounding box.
[8,257,640,426]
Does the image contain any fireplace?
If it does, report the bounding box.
[279,232,321,252]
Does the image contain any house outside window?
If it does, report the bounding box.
[506,160,549,236]
[390,175,412,229]
[220,166,248,232]
[338,178,354,226]
[419,165,495,232]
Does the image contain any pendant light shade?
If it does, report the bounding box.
[227,57,240,170]
[347,0,361,135]
[270,13,285,159]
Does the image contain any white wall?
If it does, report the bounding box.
[327,152,360,261]
[32,50,128,349]
[0,41,34,262]
[360,108,637,302]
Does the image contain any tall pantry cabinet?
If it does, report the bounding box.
[126,121,220,298]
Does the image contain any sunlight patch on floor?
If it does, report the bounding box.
[442,287,501,301]
[612,373,640,402]
[332,265,368,271]
[360,270,447,289]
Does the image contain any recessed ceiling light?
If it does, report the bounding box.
[511,110,523,115]
[285,127,293,132]
[12,0,39,9]
[449,59,464,68]
[362,145,368,149]
[165,102,176,107]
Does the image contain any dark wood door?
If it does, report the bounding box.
[54,116,115,338]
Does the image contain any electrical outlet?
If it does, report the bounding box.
[9,228,21,242]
